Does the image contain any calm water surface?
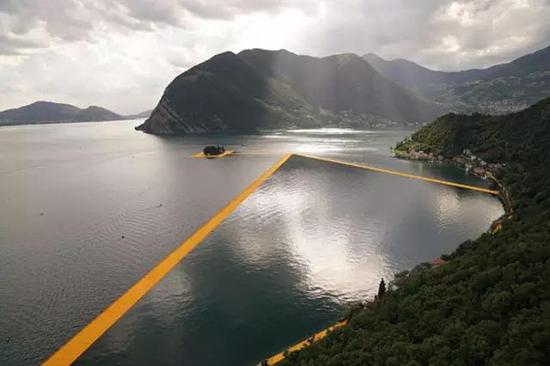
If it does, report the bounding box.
[0,121,503,365]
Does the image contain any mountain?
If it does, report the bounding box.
[364,45,550,114]
[280,97,550,365]
[126,109,153,119]
[0,101,125,126]
[364,52,453,90]
[136,109,153,118]
[137,49,445,135]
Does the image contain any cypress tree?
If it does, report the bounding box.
[378,278,386,298]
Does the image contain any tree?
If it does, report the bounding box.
[378,278,386,298]
[278,100,550,366]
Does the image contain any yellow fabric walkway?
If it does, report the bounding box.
[44,152,497,365]
[266,320,348,365]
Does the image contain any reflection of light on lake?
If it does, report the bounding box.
[2,123,506,366]
[258,132,381,157]
[434,189,461,228]
[287,128,376,135]
[230,172,390,303]
[295,144,344,154]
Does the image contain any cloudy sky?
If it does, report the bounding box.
[1,0,549,114]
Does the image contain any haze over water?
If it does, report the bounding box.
[0,120,503,365]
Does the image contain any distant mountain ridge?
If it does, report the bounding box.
[126,109,152,119]
[6,46,547,131]
[363,44,550,114]
[0,101,150,126]
[137,49,445,135]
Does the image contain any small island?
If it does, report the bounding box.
[203,145,226,157]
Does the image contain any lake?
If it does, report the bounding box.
[0,121,503,365]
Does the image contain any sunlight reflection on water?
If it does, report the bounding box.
[1,122,503,366]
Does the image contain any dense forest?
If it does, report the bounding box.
[280,97,550,365]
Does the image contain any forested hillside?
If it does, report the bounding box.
[364,45,550,115]
[281,98,550,365]
[137,49,443,135]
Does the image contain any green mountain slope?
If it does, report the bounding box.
[364,45,550,115]
[136,49,444,134]
[0,101,124,126]
[280,97,550,366]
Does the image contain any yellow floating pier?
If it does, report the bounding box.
[265,320,348,365]
[234,151,283,156]
[193,151,498,194]
[295,153,499,195]
[43,154,291,366]
[44,151,498,365]
[191,150,234,158]
[191,150,283,157]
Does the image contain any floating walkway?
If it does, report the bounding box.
[191,151,498,195]
[234,151,284,156]
[294,153,499,195]
[191,150,285,158]
[43,154,292,365]
[191,150,234,158]
[265,320,348,365]
[44,151,498,365]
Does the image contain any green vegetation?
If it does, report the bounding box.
[137,49,443,134]
[377,278,386,299]
[364,45,550,115]
[280,97,550,365]
[140,45,550,134]
[0,101,125,125]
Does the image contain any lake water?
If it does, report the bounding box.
[0,121,503,365]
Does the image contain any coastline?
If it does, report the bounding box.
[265,150,503,365]
[392,146,513,221]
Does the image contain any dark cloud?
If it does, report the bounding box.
[0,33,46,55]
[1,0,548,70]
[0,0,95,44]
[119,1,187,26]
[0,0,313,47]
[298,0,550,70]
[175,0,313,19]
[0,0,548,112]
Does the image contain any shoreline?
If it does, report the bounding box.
[261,151,501,365]
[393,147,513,219]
